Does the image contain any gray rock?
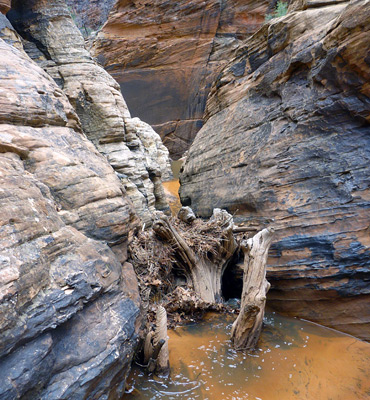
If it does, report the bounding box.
[0,21,141,399]
[180,0,370,340]
[177,206,196,224]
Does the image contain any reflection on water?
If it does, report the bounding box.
[163,180,181,215]
[163,159,183,215]
[125,312,370,400]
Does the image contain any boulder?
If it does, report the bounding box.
[180,0,370,340]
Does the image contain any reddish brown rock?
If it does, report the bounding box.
[0,0,10,14]
[91,0,269,158]
[65,0,117,37]
[180,0,370,340]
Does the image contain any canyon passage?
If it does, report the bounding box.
[0,0,369,399]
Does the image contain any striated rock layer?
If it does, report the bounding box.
[9,0,172,226]
[0,27,141,399]
[180,0,370,340]
[92,0,269,159]
[65,0,117,37]
[0,0,170,397]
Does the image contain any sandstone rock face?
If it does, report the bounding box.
[91,0,269,159]
[65,0,117,37]
[0,18,141,400]
[9,0,171,226]
[180,0,370,340]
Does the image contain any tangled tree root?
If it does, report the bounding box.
[152,208,237,303]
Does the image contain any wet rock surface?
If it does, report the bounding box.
[91,0,269,159]
[180,0,370,340]
[0,11,142,399]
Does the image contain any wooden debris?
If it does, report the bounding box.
[231,228,274,350]
[143,330,154,365]
[142,306,170,374]
[153,306,170,374]
[152,209,237,303]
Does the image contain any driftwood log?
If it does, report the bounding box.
[143,306,170,374]
[231,228,274,350]
[153,306,170,373]
[153,209,237,303]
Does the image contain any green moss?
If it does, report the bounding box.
[265,1,288,21]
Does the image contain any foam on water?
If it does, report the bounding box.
[125,311,370,400]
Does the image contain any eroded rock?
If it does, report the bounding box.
[65,0,117,37]
[0,29,140,399]
[180,0,370,340]
[91,0,269,158]
[8,0,171,225]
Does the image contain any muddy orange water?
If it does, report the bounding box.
[163,159,183,215]
[163,179,182,215]
[125,312,370,400]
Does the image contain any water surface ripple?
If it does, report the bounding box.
[125,312,370,399]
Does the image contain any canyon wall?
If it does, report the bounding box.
[180,0,370,340]
[65,0,117,37]
[0,0,171,397]
[91,0,269,159]
[9,0,172,226]
[0,26,140,399]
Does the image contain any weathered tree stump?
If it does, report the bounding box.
[231,228,274,350]
[143,306,170,374]
[152,209,237,303]
[153,306,170,374]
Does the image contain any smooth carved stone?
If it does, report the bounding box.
[180,1,370,340]
[0,33,141,398]
[9,0,172,225]
[91,0,269,159]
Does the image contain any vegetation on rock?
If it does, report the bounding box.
[265,1,288,20]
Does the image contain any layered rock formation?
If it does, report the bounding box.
[0,0,171,397]
[65,0,117,37]
[92,0,269,158]
[180,0,370,340]
[9,0,172,226]
[0,29,141,399]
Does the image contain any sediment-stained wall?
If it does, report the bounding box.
[180,0,370,340]
[91,0,269,159]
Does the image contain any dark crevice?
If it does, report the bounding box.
[221,249,243,301]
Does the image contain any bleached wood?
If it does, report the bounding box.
[153,209,237,303]
[231,228,274,350]
[153,306,170,373]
